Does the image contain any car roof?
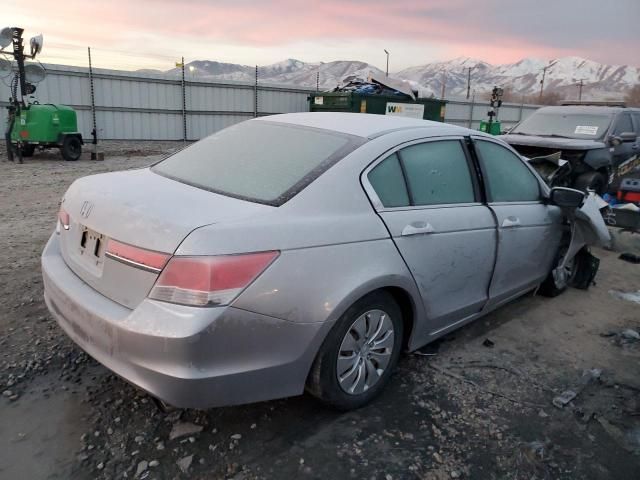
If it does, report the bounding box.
[257,112,475,139]
[537,105,639,115]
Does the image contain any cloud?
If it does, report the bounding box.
[3,0,639,68]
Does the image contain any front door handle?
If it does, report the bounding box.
[502,216,521,228]
[401,222,435,236]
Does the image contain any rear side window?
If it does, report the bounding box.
[400,140,475,206]
[152,121,363,206]
[475,140,540,202]
[367,153,410,208]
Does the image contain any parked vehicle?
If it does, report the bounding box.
[42,113,609,410]
[500,103,640,194]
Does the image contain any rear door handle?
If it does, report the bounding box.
[502,216,521,228]
[401,222,435,236]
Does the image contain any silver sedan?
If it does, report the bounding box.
[42,112,607,410]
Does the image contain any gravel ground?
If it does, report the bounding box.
[0,143,639,480]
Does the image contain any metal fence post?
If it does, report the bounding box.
[181,56,187,142]
[254,65,258,118]
[87,47,98,159]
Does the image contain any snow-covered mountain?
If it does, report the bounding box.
[165,56,639,99]
[397,56,640,100]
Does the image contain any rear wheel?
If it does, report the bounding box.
[61,136,82,161]
[306,291,403,410]
[573,171,606,195]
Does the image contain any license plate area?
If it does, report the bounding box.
[77,226,106,274]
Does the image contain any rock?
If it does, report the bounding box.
[230,433,242,440]
[552,390,577,408]
[134,435,144,444]
[97,462,104,470]
[156,442,165,450]
[135,460,148,477]
[149,460,159,468]
[433,452,444,464]
[9,394,19,401]
[2,390,13,397]
[538,409,549,418]
[621,329,640,341]
[177,455,193,474]
[169,422,203,441]
[450,471,461,479]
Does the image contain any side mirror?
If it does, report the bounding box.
[619,132,637,143]
[549,187,585,208]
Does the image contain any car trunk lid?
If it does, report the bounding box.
[58,168,272,309]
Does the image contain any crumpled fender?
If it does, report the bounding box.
[559,192,611,270]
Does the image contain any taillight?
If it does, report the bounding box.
[149,251,279,307]
[56,208,70,233]
[105,239,171,273]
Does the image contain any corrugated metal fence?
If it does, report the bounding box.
[1,64,540,140]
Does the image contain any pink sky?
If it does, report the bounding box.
[3,0,639,70]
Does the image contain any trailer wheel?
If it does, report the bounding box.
[20,144,35,157]
[61,136,82,161]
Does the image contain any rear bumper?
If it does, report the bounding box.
[42,234,325,408]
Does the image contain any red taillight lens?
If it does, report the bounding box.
[57,208,70,232]
[149,251,279,307]
[105,239,171,273]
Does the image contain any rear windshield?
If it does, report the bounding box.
[152,120,364,206]
[511,111,613,140]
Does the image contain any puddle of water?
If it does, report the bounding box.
[0,374,93,480]
[609,290,640,305]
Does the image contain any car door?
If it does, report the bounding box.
[363,137,497,335]
[472,137,563,307]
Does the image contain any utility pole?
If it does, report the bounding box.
[384,49,389,77]
[316,71,319,92]
[465,66,475,100]
[539,60,557,103]
[440,69,446,100]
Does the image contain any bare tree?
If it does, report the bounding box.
[625,85,640,107]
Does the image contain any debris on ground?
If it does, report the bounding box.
[609,289,640,305]
[619,252,640,264]
[482,338,495,348]
[169,422,204,441]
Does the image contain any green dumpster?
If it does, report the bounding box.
[309,92,446,122]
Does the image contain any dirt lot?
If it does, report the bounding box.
[1,143,639,480]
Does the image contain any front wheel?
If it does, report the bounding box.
[61,136,82,161]
[306,291,403,410]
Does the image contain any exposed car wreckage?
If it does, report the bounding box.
[552,191,611,291]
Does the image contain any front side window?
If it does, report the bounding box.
[399,140,475,206]
[613,114,633,135]
[475,140,540,203]
[153,120,363,206]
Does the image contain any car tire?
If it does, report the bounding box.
[61,136,82,161]
[306,291,403,411]
[573,171,606,195]
[539,245,589,297]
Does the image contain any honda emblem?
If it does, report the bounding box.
[80,201,94,219]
